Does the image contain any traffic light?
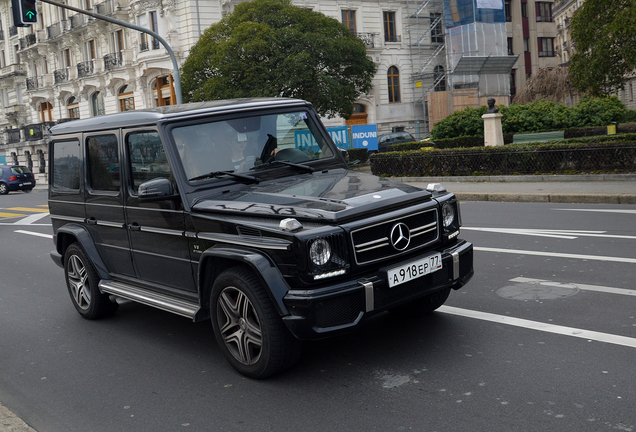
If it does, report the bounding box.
[11,0,38,27]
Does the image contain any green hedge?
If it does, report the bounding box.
[370,134,636,177]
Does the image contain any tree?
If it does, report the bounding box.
[569,0,636,96]
[180,0,377,119]
[514,66,580,106]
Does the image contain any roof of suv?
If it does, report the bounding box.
[49,98,311,135]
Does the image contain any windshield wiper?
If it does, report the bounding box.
[251,160,315,173]
[188,170,259,184]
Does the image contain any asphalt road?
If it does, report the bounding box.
[1,190,635,432]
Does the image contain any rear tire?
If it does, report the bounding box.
[64,243,118,319]
[0,183,8,195]
[389,287,451,317]
[210,266,302,379]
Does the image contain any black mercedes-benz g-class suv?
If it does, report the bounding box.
[48,98,473,378]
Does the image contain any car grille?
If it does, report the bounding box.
[350,208,439,265]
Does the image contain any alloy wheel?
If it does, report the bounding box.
[216,286,263,365]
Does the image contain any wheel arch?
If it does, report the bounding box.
[56,224,110,280]
[198,246,291,317]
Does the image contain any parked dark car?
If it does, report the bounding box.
[377,131,417,152]
[47,98,473,378]
[0,165,36,194]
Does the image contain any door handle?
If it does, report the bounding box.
[128,223,141,231]
[87,217,97,225]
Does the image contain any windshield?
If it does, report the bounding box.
[170,110,334,181]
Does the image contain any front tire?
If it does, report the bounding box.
[210,266,302,379]
[64,243,118,319]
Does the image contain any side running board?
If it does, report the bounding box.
[99,280,201,320]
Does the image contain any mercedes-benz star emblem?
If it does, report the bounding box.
[390,222,411,251]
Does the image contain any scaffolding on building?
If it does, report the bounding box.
[406,0,447,137]
[407,0,518,135]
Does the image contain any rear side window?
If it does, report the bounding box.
[87,134,120,192]
[126,131,172,191]
[52,140,81,191]
[11,166,32,175]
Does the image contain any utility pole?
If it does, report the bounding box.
[38,0,183,105]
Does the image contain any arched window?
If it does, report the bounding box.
[67,96,80,119]
[387,66,400,103]
[39,101,53,122]
[91,91,105,116]
[118,85,135,111]
[152,75,176,106]
[434,65,446,92]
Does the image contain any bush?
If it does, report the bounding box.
[347,148,368,163]
[431,96,631,139]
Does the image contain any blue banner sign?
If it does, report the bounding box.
[351,125,378,151]
[444,0,505,27]
[295,125,378,152]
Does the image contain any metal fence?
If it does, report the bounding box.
[370,145,636,177]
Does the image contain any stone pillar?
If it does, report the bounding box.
[482,113,504,147]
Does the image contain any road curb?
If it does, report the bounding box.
[455,193,636,204]
[400,173,636,183]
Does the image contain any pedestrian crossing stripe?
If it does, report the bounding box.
[5,207,49,213]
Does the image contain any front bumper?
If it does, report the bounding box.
[283,239,473,340]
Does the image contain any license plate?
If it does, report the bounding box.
[387,253,442,288]
[21,182,32,186]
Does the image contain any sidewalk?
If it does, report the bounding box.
[0,403,35,432]
[350,164,636,204]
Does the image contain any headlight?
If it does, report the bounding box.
[309,238,331,266]
[442,203,455,227]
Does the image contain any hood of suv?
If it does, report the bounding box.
[191,169,432,223]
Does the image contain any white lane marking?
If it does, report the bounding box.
[510,277,636,297]
[13,212,50,225]
[439,306,636,349]
[475,247,636,264]
[463,227,636,240]
[15,230,52,239]
[553,209,636,214]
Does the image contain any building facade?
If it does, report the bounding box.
[1,0,562,185]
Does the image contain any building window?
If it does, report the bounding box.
[40,101,53,122]
[434,65,446,91]
[341,10,356,35]
[523,38,529,52]
[538,37,555,57]
[510,70,517,99]
[138,14,148,51]
[505,1,511,22]
[507,37,514,55]
[67,96,79,119]
[384,11,398,42]
[150,11,159,49]
[118,85,135,111]
[536,2,553,22]
[113,29,124,52]
[64,49,71,68]
[87,39,96,61]
[430,13,443,44]
[153,75,176,106]
[387,66,400,103]
[91,91,105,116]
[84,0,91,9]
[521,2,527,18]
[1,50,5,68]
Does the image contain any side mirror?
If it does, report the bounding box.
[138,177,176,201]
[338,147,349,163]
